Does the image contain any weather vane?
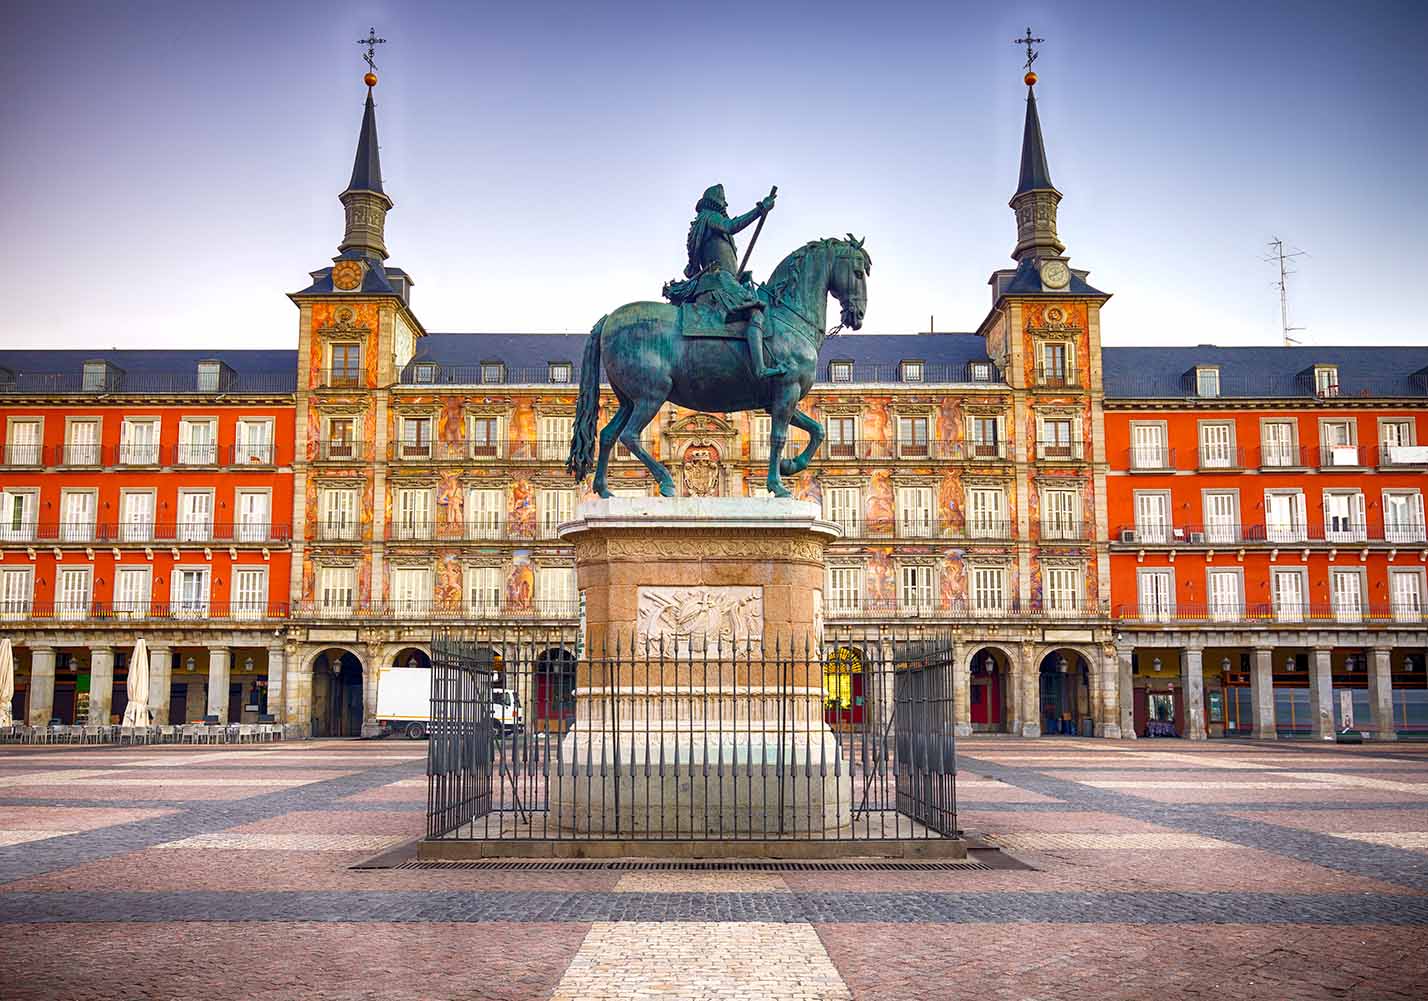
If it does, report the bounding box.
[358,27,386,85]
[1013,26,1044,73]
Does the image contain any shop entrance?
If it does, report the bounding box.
[313,649,365,737]
[1039,650,1091,736]
[823,646,865,728]
[968,647,1008,731]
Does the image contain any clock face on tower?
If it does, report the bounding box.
[331,260,363,291]
[1040,260,1070,290]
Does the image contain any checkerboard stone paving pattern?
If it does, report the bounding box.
[1,739,1427,1000]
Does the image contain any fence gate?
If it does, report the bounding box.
[893,640,958,836]
[427,638,497,839]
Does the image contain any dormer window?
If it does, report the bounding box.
[548,362,572,384]
[969,362,994,383]
[412,363,437,384]
[828,360,853,384]
[82,360,117,392]
[1314,365,1340,397]
[900,360,924,383]
[480,361,505,385]
[1195,366,1220,398]
[196,360,232,393]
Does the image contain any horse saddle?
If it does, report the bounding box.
[677,302,750,340]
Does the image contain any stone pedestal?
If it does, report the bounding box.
[554,497,844,836]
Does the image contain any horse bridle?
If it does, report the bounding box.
[771,243,861,343]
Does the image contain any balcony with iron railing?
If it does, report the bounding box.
[1114,602,1427,626]
[1112,522,1426,547]
[0,371,295,396]
[1257,444,1313,470]
[820,517,1020,541]
[317,368,366,389]
[1317,444,1376,470]
[0,522,292,545]
[0,600,290,623]
[312,439,374,462]
[290,598,581,621]
[824,599,1100,621]
[1033,366,1080,390]
[1196,445,1248,471]
[1125,446,1176,472]
[1,443,43,466]
[1378,444,1428,468]
[1035,439,1084,462]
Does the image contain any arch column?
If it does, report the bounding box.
[288,647,317,735]
[1018,643,1040,737]
[148,646,172,725]
[1097,645,1122,739]
[952,640,971,737]
[206,647,231,723]
[1115,645,1136,739]
[266,645,286,723]
[1181,645,1206,740]
[88,647,115,725]
[1251,647,1276,740]
[361,644,381,737]
[1367,647,1396,742]
[1308,647,1334,741]
[26,646,56,726]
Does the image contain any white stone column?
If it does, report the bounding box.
[953,643,972,738]
[1020,647,1041,737]
[1251,647,1276,740]
[286,649,312,734]
[206,647,231,722]
[1308,647,1334,741]
[88,647,115,725]
[26,646,56,726]
[1098,647,1122,739]
[1367,647,1396,742]
[361,646,382,737]
[1116,646,1136,739]
[265,645,286,722]
[148,646,172,724]
[1181,646,1206,740]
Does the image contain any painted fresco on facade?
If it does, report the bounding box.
[506,550,534,610]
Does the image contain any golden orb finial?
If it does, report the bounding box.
[364,71,378,88]
[1024,71,1037,86]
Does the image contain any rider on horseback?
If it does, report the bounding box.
[666,183,786,379]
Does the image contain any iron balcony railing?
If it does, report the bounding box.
[822,361,1004,385]
[317,368,366,389]
[0,372,295,396]
[1108,371,1428,400]
[0,522,291,545]
[1196,445,1248,470]
[312,439,374,461]
[10,444,281,468]
[290,599,581,620]
[1033,366,1080,389]
[0,601,290,622]
[1,444,43,465]
[1258,445,1313,469]
[1317,444,1376,469]
[1115,603,1428,626]
[820,517,1022,541]
[1378,444,1428,467]
[399,364,580,386]
[1113,522,1425,546]
[1125,446,1176,471]
[1035,439,1084,461]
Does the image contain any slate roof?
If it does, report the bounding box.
[1016,86,1055,195]
[0,349,297,395]
[345,89,384,196]
[1103,345,1428,400]
[999,257,1105,296]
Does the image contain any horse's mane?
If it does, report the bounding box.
[765,237,847,306]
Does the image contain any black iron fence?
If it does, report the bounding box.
[426,627,957,845]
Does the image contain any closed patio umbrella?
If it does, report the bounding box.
[121,638,150,726]
[0,638,14,727]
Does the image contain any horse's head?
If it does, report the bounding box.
[830,234,870,330]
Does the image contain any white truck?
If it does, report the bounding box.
[374,666,524,740]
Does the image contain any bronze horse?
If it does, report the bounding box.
[567,236,869,497]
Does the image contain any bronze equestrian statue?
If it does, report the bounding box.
[567,184,869,498]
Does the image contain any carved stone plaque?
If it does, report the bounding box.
[637,586,762,653]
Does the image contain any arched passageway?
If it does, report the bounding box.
[312,648,364,737]
[534,648,576,728]
[969,647,1010,732]
[823,646,865,728]
[1039,649,1092,737]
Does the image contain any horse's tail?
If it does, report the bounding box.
[566,315,606,482]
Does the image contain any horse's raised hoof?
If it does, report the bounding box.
[658,482,677,498]
[778,458,800,476]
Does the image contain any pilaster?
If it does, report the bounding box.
[266,646,287,723]
[88,647,115,725]
[952,639,971,737]
[148,646,172,725]
[1367,647,1396,742]
[207,647,232,722]
[1251,647,1276,740]
[1181,646,1206,740]
[1308,647,1334,741]
[1096,645,1122,738]
[26,646,56,726]
[1116,646,1135,739]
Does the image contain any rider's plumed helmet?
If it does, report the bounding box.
[696,184,728,214]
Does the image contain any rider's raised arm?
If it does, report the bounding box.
[711,205,764,235]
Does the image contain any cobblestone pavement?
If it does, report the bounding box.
[1,737,1426,1000]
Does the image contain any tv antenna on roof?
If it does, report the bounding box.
[1266,238,1307,346]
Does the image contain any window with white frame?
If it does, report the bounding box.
[1320,418,1357,466]
[1389,570,1424,623]
[232,567,267,620]
[537,489,575,539]
[118,491,154,542]
[535,565,576,613]
[1195,367,1220,398]
[1261,420,1298,467]
[480,361,505,384]
[171,567,210,618]
[896,486,934,537]
[56,567,91,618]
[1039,417,1075,459]
[59,490,96,543]
[325,417,356,459]
[119,418,160,465]
[1044,566,1081,613]
[1264,490,1307,543]
[539,416,574,460]
[898,564,935,612]
[826,416,856,458]
[177,418,216,465]
[1331,569,1363,622]
[64,418,101,465]
[235,490,270,543]
[1137,568,1174,622]
[394,487,434,540]
[971,565,1007,614]
[1039,341,1073,386]
[399,416,433,460]
[468,414,504,458]
[969,415,1003,459]
[828,359,853,383]
[467,566,503,616]
[197,360,223,392]
[1383,490,1426,543]
[900,360,924,383]
[114,566,151,617]
[391,567,432,615]
[4,418,42,465]
[0,567,34,618]
[1199,422,1235,468]
[1379,419,1418,464]
[1133,491,1170,544]
[548,362,573,384]
[81,361,110,392]
[968,487,1007,538]
[1272,569,1306,622]
[1207,569,1242,622]
[0,488,37,542]
[330,343,361,387]
[317,566,356,616]
[318,487,358,540]
[235,418,274,464]
[827,566,863,613]
[1323,490,1366,542]
[1130,423,1167,469]
[466,488,505,539]
[751,414,773,460]
[1042,488,1079,540]
[1203,491,1239,544]
[177,490,213,542]
[1314,365,1340,397]
[897,415,929,457]
[823,487,860,534]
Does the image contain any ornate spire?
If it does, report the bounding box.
[1008,29,1064,265]
[338,30,393,261]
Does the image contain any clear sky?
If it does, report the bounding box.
[3,0,1425,349]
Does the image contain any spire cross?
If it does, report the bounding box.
[358,27,386,74]
[1013,26,1044,72]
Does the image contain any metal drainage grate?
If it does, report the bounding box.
[394,859,994,872]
